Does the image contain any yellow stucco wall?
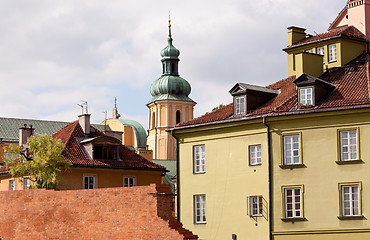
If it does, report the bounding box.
[176,121,270,240]
[269,109,370,239]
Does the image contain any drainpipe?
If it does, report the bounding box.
[263,117,273,240]
[170,129,180,221]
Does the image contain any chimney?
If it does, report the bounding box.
[19,124,35,146]
[288,26,307,46]
[78,114,91,135]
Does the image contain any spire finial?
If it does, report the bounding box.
[168,11,172,38]
[114,97,117,107]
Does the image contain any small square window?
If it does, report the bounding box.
[339,130,358,161]
[283,135,301,165]
[339,183,362,219]
[23,178,30,189]
[328,44,337,62]
[283,187,303,219]
[316,46,325,63]
[9,179,15,190]
[249,145,262,166]
[194,194,206,224]
[194,145,205,174]
[84,176,95,189]
[124,176,136,187]
[299,88,313,105]
[235,96,246,115]
[248,196,263,217]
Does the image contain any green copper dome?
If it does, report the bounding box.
[148,22,194,104]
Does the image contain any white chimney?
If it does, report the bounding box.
[78,114,91,135]
[19,124,34,146]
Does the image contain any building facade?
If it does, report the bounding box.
[172,1,370,239]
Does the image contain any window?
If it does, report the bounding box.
[9,179,15,190]
[306,49,313,53]
[299,88,313,105]
[247,196,263,217]
[124,176,136,187]
[249,145,262,166]
[94,145,117,160]
[235,96,246,115]
[340,130,358,161]
[176,110,181,124]
[284,187,302,219]
[339,183,362,218]
[316,46,325,63]
[283,135,300,165]
[84,176,95,189]
[23,178,30,189]
[194,194,206,224]
[193,145,205,174]
[328,44,337,62]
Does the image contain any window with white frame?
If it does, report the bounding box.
[328,44,337,62]
[248,196,263,217]
[299,88,313,105]
[84,176,95,189]
[340,130,358,161]
[306,49,313,53]
[23,177,30,189]
[124,176,136,187]
[284,187,302,218]
[249,145,262,165]
[283,135,300,165]
[316,46,325,63]
[194,194,206,224]
[341,185,360,217]
[194,145,205,174]
[235,96,246,115]
[9,179,15,190]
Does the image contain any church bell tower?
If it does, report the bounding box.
[146,17,196,161]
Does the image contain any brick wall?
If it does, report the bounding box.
[0,184,198,240]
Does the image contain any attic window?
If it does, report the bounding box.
[94,145,117,160]
[235,96,246,115]
[299,87,313,105]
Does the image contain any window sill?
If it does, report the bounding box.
[336,160,363,165]
[279,164,306,169]
[338,215,365,220]
[193,172,206,175]
[194,222,207,225]
[249,163,262,167]
[281,217,307,222]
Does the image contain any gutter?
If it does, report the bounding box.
[170,128,181,221]
[263,117,273,240]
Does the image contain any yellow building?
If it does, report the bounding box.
[172,1,370,239]
[147,21,196,161]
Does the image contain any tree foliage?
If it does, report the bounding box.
[5,134,70,189]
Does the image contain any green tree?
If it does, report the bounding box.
[5,134,70,189]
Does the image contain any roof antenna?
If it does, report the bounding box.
[77,100,88,114]
[102,110,107,131]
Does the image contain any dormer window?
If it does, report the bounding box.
[94,145,117,160]
[299,87,313,105]
[230,83,280,117]
[235,96,246,115]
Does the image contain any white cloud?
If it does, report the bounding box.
[0,0,348,129]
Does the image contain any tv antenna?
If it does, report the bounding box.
[77,100,88,114]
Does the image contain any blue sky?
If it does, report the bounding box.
[0,0,345,128]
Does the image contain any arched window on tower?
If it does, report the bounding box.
[176,110,181,124]
[152,112,156,129]
[171,63,175,73]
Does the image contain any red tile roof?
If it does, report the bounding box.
[285,25,367,50]
[177,53,370,128]
[51,121,165,171]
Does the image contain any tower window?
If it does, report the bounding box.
[176,110,181,124]
[152,112,156,128]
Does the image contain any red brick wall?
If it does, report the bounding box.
[0,184,197,240]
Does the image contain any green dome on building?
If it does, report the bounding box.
[148,22,194,104]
